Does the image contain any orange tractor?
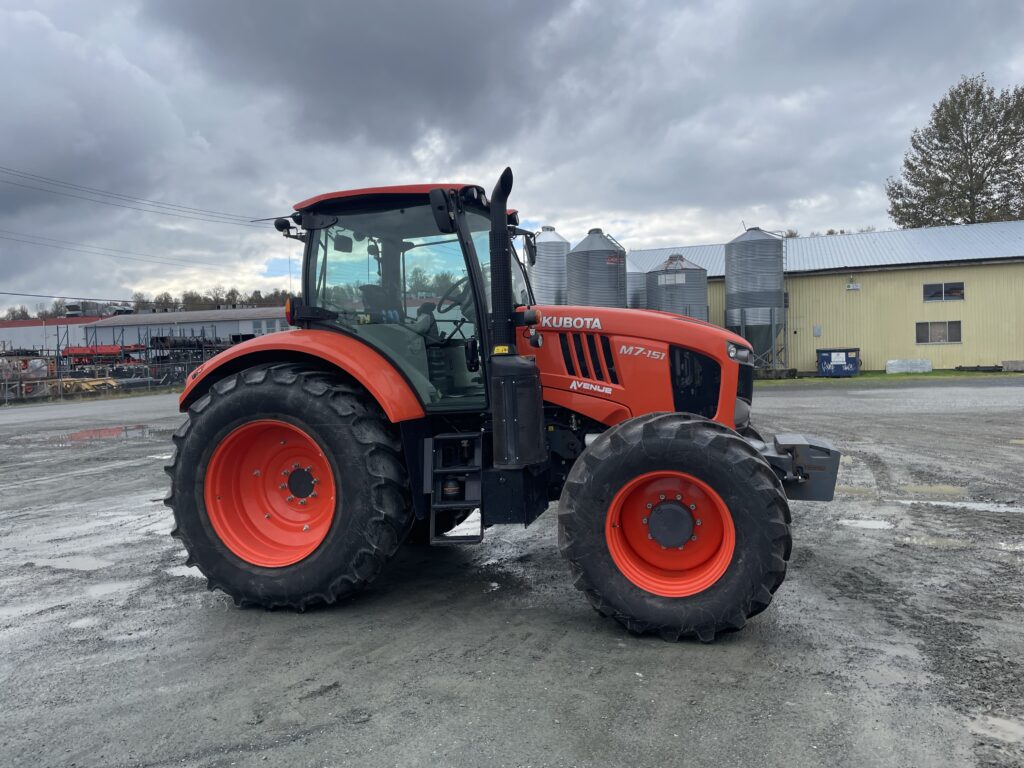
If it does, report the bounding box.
[166,169,839,640]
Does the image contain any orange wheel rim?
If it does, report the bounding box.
[605,471,735,597]
[204,419,336,567]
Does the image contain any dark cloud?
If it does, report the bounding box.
[2,0,1023,312]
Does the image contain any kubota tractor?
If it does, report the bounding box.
[166,168,839,641]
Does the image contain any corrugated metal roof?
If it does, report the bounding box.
[89,306,285,327]
[0,316,99,329]
[628,219,1024,277]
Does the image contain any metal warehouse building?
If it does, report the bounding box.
[629,220,1024,372]
[84,306,290,346]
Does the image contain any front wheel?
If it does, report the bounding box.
[557,412,791,641]
[165,364,413,609]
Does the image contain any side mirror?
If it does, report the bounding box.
[333,234,353,253]
[523,232,537,266]
[429,188,456,234]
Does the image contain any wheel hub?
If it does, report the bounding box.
[286,467,315,499]
[648,501,694,548]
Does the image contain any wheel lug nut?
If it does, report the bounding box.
[312,479,319,485]
[689,504,696,511]
[280,440,286,445]
[659,494,665,501]
[660,545,666,550]
[293,463,300,469]
[279,484,286,489]
[647,533,653,540]
[282,470,289,476]
[310,492,317,498]
[676,494,682,501]
[305,466,312,472]
[696,519,702,526]
[299,499,307,506]
[287,495,294,502]
[677,545,685,550]
[642,517,648,525]
[691,535,698,541]
[264,513,270,519]
[252,469,261,477]
[302,524,310,532]
[645,503,652,509]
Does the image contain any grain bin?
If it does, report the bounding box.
[530,225,569,305]
[626,257,647,309]
[645,253,708,320]
[566,228,627,308]
[724,227,785,364]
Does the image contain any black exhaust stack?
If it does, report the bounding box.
[488,167,546,469]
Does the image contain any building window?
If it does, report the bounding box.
[916,320,961,344]
[252,320,263,335]
[923,282,964,301]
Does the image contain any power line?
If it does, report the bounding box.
[0,228,227,267]
[0,178,273,229]
[0,233,227,271]
[0,164,260,220]
[0,290,290,311]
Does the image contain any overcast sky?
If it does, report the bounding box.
[2,0,1023,312]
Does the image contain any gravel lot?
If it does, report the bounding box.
[1,378,1022,768]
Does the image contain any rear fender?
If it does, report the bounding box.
[179,329,426,423]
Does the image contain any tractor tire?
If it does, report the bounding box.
[557,412,791,642]
[165,363,412,609]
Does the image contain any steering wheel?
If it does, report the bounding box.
[436,275,470,314]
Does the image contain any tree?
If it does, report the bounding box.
[886,74,1024,228]
[153,291,177,311]
[180,290,206,309]
[783,229,799,238]
[4,305,30,320]
[34,299,66,319]
[131,291,149,311]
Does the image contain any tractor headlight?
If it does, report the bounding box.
[727,342,752,364]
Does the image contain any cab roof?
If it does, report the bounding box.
[293,184,475,211]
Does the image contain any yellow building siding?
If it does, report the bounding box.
[706,261,1024,371]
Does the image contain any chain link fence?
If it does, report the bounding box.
[0,355,216,406]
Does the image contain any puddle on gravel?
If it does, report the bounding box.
[901,484,968,498]
[164,565,203,579]
[900,535,968,549]
[0,600,64,620]
[839,519,894,530]
[41,425,174,448]
[892,499,1024,515]
[969,714,1024,743]
[84,580,140,599]
[33,556,113,572]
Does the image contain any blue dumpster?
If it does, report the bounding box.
[816,348,861,377]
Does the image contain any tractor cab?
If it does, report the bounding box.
[279,185,533,411]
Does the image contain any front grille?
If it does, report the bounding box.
[737,364,753,403]
[558,333,619,386]
[670,346,721,418]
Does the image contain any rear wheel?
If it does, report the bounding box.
[557,412,791,641]
[165,364,413,609]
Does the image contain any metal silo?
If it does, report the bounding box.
[725,227,785,366]
[645,253,708,321]
[530,225,569,305]
[626,257,647,309]
[566,228,627,308]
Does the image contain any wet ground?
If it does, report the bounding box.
[1,380,1022,768]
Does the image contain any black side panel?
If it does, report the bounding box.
[670,346,721,418]
[490,354,546,469]
[737,363,754,403]
[571,334,590,378]
[481,466,549,526]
